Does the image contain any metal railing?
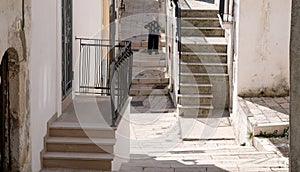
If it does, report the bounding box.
[110,41,133,127]
[174,0,182,94]
[220,0,233,22]
[77,38,133,127]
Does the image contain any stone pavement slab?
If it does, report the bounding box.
[180,117,235,140]
[239,96,289,136]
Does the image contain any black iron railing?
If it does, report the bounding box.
[174,0,182,94]
[110,41,133,127]
[77,38,133,127]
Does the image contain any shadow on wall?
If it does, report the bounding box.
[118,154,230,171]
[196,0,215,4]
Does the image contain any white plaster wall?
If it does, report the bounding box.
[113,97,131,171]
[73,0,102,92]
[30,0,58,171]
[235,0,291,96]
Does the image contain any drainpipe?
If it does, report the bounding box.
[111,0,116,61]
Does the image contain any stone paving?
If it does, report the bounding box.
[239,96,289,136]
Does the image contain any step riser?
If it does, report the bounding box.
[181,54,227,63]
[43,159,111,171]
[181,10,219,18]
[179,108,212,117]
[182,19,221,27]
[181,29,225,37]
[46,143,113,154]
[179,97,212,106]
[181,75,229,84]
[180,86,212,94]
[49,129,115,139]
[132,78,169,85]
[129,89,168,96]
[133,61,166,67]
[181,64,228,74]
[182,44,227,53]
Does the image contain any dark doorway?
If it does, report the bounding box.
[0,52,10,171]
[62,0,73,100]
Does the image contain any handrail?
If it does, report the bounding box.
[174,0,182,94]
[77,38,133,127]
[110,41,133,127]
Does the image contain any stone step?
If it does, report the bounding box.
[133,60,166,67]
[49,122,115,139]
[129,88,169,96]
[181,9,219,18]
[41,168,104,172]
[46,137,115,154]
[180,83,212,94]
[43,152,113,171]
[179,105,213,117]
[133,67,167,75]
[178,94,213,106]
[181,17,221,27]
[181,43,227,53]
[131,77,169,85]
[181,52,227,63]
[181,27,225,37]
[180,73,229,84]
[181,62,228,74]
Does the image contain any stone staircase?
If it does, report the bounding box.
[41,122,115,171]
[41,97,117,171]
[179,9,229,117]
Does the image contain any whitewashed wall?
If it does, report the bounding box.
[30,0,58,171]
[234,0,291,97]
[73,0,102,92]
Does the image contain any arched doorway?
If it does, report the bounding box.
[0,51,10,171]
[0,48,30,171]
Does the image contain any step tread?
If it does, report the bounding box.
[43,152,113,160]
[180,83,213,87]
[181,62,227,66]
[181,37,227,45]
[181,73,229,76]
[181,26,223,30]
[181,52,227,56]
[47,137,116,145]
[178,94,213,98]
[181,17,219,20]
[50,122,113,130]
[179,105,214,109]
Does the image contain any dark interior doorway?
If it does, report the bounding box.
[62,0,73,100]
[0,52,10,171]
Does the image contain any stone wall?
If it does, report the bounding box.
[0,0,31,171]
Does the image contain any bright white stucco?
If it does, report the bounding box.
[73,0,103,92]
[234,0,291,96]
[30,0,58,171]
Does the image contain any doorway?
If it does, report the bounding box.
[0,52,10,171]
[62,0,73,100]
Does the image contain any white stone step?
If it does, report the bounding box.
[178,94,213,106]
[180,83,212,94]
[181,52,227,63]
[46,137,115,153]
[49,122,115,138]
[181,62,228,74]
[181,26,225,37]
[43,152,113,171]
[180,73,229,84]
[181,17,221,27]
[181,9,219,18]
[179,105,213,117]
